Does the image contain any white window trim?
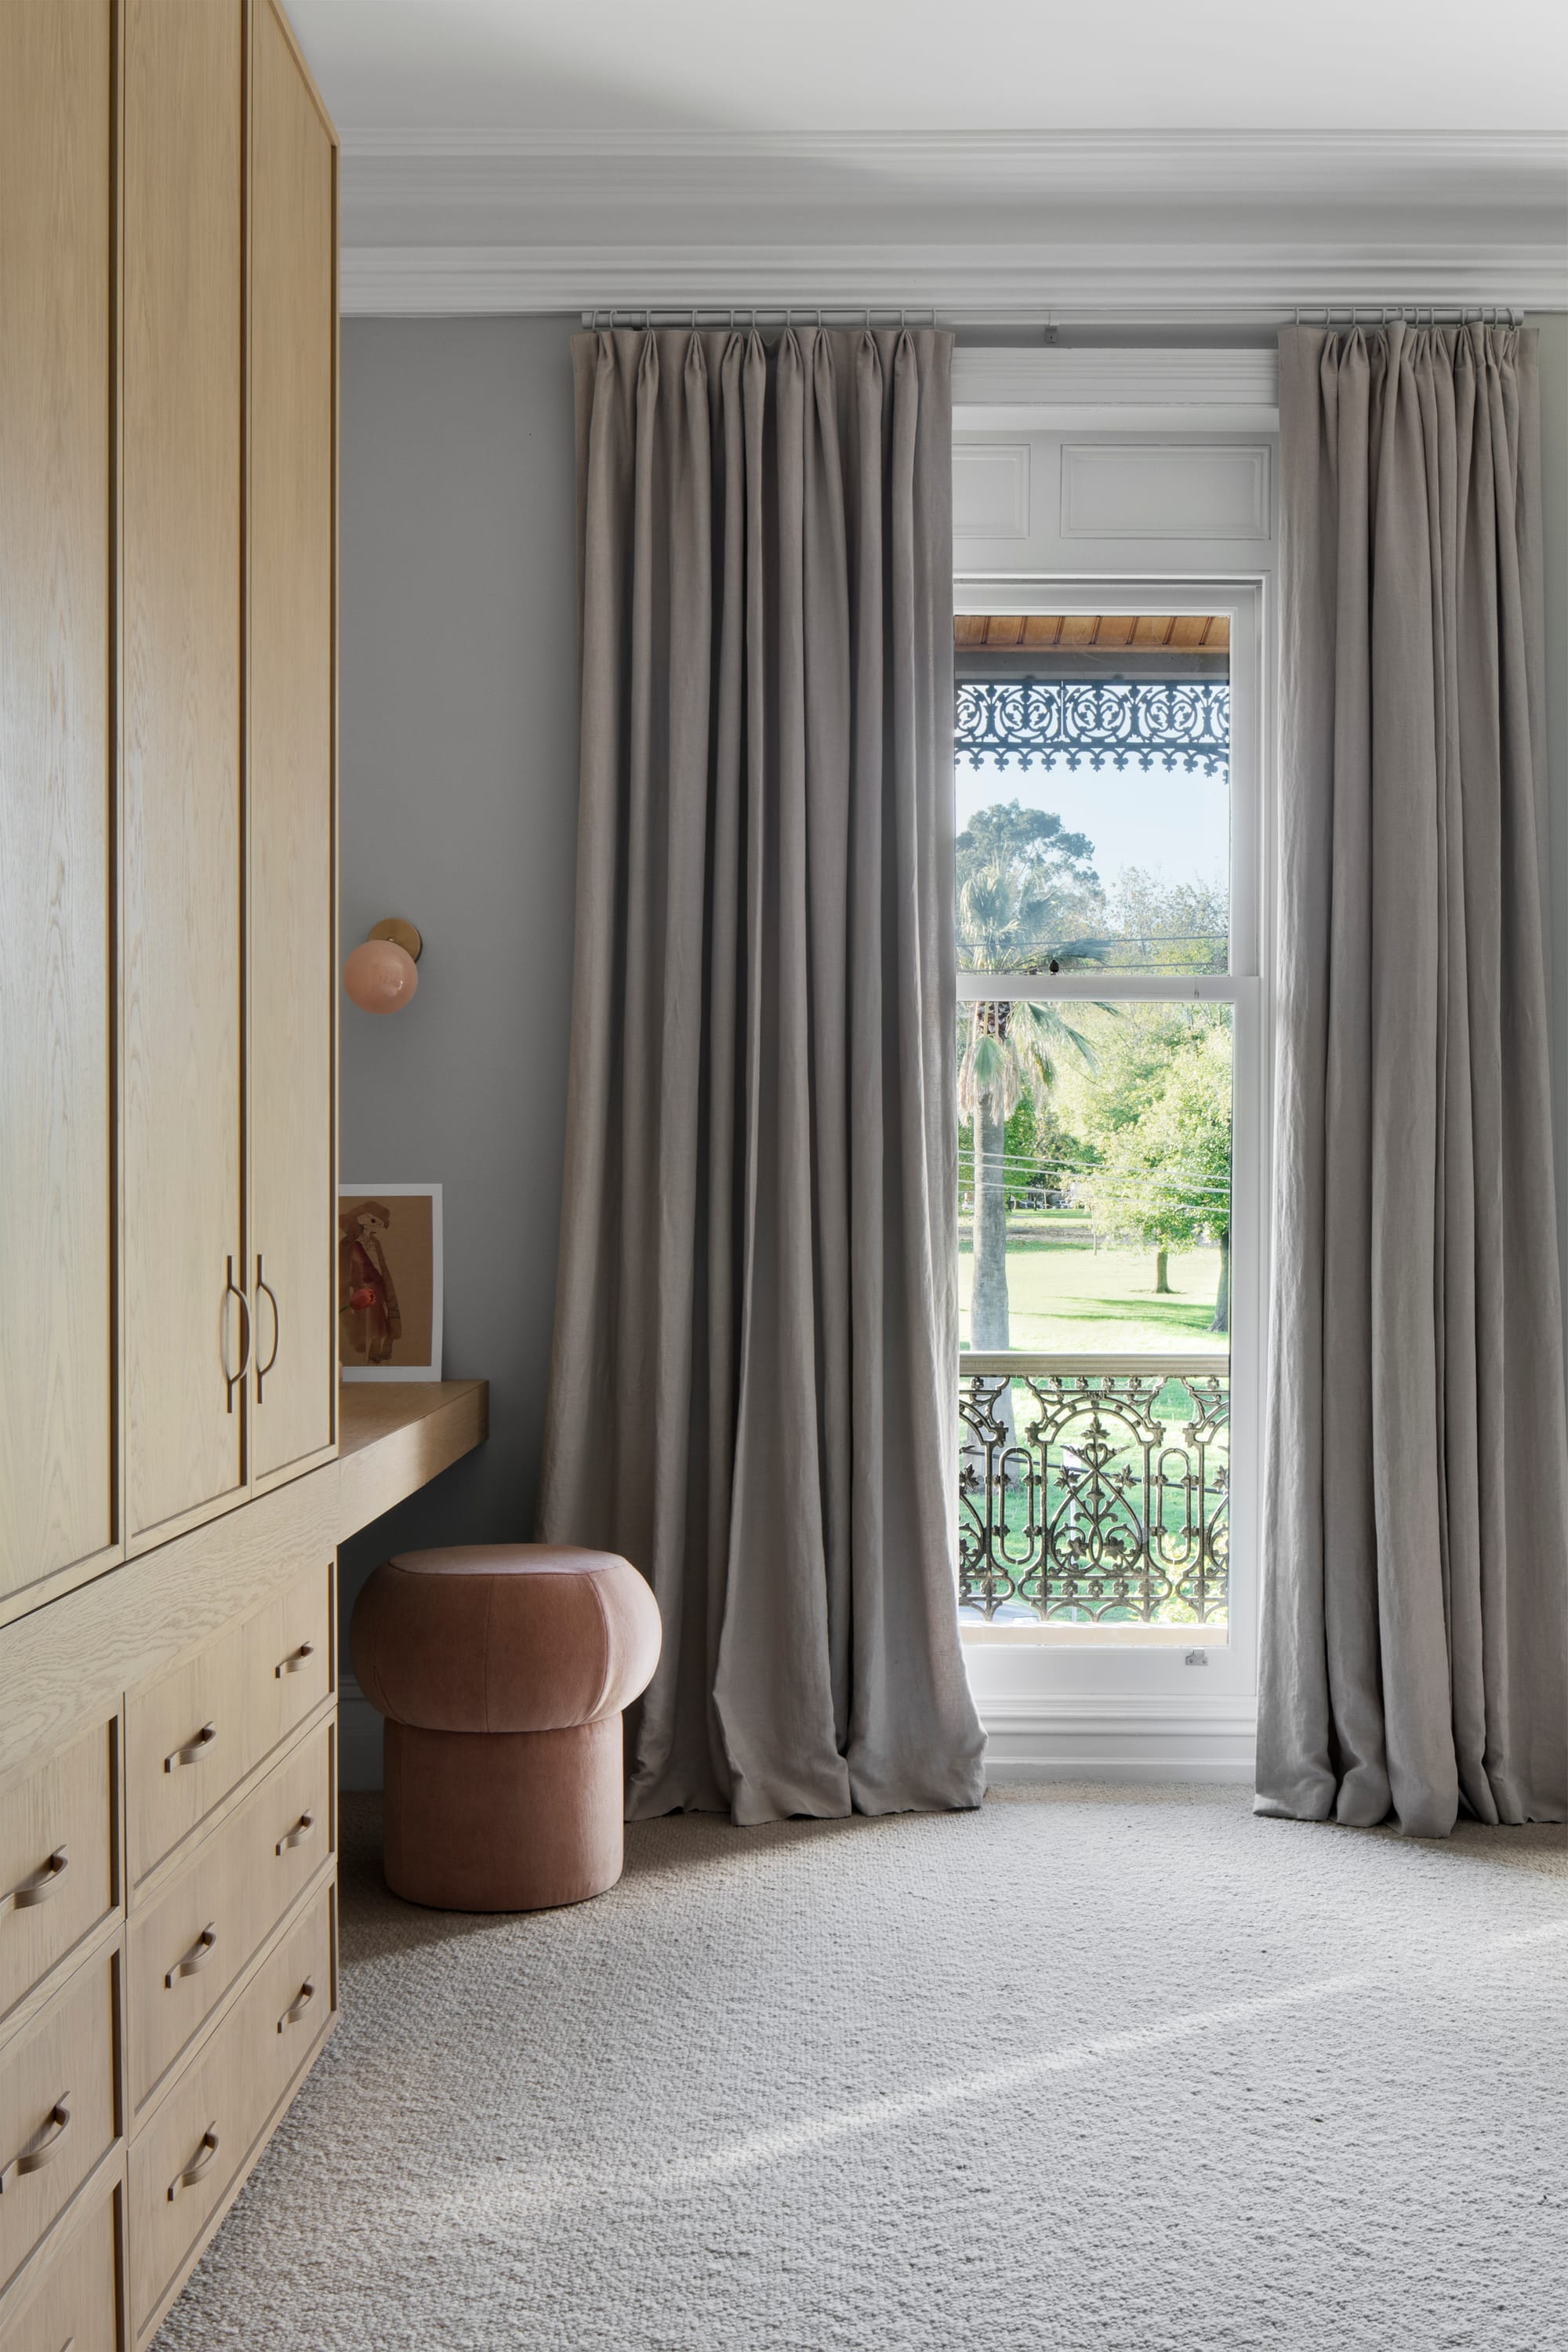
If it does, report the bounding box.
[953,568,1276,1784]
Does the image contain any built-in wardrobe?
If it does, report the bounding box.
[0,4,340,2343]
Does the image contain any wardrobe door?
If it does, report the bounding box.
[0,2,118,1616]
[247,0,338,1488]
[122,0,247,1544]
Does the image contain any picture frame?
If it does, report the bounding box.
[338,1182,444,1382]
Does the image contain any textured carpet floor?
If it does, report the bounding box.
[154,1784,1568,2351]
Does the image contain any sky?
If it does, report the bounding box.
[955,754,1229,901]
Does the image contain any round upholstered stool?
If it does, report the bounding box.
[350,1545,660,1912]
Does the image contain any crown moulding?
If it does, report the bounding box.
[338,241,1568,320]
[334,128,1568,318]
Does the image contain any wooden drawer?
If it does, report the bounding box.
[128,1720,332,2111]
[2,2176,120,2352]
[129,1884,331,2336]
[0,1719,116,2031]
[0,1951,118,2299]
[125,1560,332,1886]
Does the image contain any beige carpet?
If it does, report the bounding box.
[155,1784,1568,2350]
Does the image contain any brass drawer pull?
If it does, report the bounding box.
[221,1257,252,1414]
[168,2125,220,2201]
[278,1977,315,2032]
[165,1924,218,1986]
[1,1846,68,1917]
[164,1722,216,1773]
[0,2094,71,2193]
[275,1811,315,1856]
[254,1256,281,1401]
[274,1642,315,1679]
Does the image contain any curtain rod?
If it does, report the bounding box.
[1294,303,1524,327]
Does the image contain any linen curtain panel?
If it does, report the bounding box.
[1258,322,1568,1838]
[539,325,986,1826]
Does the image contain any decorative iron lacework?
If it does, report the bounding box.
[955,680,1229,775]
[958,1359,1229,1624]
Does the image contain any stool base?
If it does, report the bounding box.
[383,1715,625,1911]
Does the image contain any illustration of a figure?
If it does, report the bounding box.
[339,1200,401,1366]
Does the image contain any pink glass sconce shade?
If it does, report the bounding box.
[343,917,422,1014]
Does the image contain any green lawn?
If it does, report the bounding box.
[957,1210,1225,1354]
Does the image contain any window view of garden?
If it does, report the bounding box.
[953,619,1234,1634]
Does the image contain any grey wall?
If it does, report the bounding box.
[336,317,579,1725]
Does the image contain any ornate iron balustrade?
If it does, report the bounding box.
[955,680,1229,775]
[958,1354,1229,1624]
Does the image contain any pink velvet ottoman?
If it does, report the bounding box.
[350,1544,661,1911]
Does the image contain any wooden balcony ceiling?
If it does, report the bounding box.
[955,614,1229,651]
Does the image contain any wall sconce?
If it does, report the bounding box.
[343,917,423,1014]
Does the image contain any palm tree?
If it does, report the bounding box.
[956,860,1102,1353]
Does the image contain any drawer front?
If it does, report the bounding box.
[129,1886,331,2334]
[0,1952,117,2297]
[126,1559,332,1886]
[128,1722,332,2111]
[239,1563,333,1771]
[0,1719,116,2030]
[3,2178,119,2352]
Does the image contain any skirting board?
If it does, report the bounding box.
[338,1675,1257,1793]
[980,1693,1258,1785]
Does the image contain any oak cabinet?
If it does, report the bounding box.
[122,0,249,1545]
[0,0,118,1614]
[0,3,340,2343]
[2,0,339,1608]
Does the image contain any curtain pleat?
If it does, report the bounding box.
[541,326,985,1825]
[1258,323,1568,1837]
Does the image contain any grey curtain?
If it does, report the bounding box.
[539,325,986,1827]
[1258,322,1568,1838]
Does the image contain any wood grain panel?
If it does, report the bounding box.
[0,1719,116,2033]
[248,0,338,1488]
[121,0,246,1544]
[0,2171,119,2352]
[0,1951,117,2298]
[124,1559,331,1889]
[128,1888,331,2336]
[336,1381,490,1541]
[0,1,117,1607]
[128,1724,332,2110]
[0,1465,336,1786]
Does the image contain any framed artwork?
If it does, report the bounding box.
[338,1183,444,1381]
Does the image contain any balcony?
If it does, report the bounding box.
[957,1355,1229,1635]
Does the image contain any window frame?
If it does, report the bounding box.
[952,574,1273,1721]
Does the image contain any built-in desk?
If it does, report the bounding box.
[336,1381,490,1541]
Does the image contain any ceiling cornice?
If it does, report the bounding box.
[335,128,1568,319]
[339,241,1568,320]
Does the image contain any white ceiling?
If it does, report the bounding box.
[292,0,1568,134]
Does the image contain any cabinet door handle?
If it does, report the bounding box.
[0,1846,68,1917]
[164,1722,216,1773]
[275,1642,315,1679]
[167,2125,220,2201]
[275,1811,315,1856]
[165,1924,218,1986]
[0,2095,71,2193]
[278,1977,315,2032]
[222,1257,252,1413]
[254,1257,281,1399]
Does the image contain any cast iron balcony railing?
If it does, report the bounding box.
[958,1355,1229,1624]
[955,681,1229,775]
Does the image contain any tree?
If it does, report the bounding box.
[955,804,1105,1353]
[1059,1007,1232,1326]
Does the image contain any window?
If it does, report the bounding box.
[953,602,1262,1685]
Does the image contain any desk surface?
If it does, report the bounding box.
[336,1380,489,1540]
